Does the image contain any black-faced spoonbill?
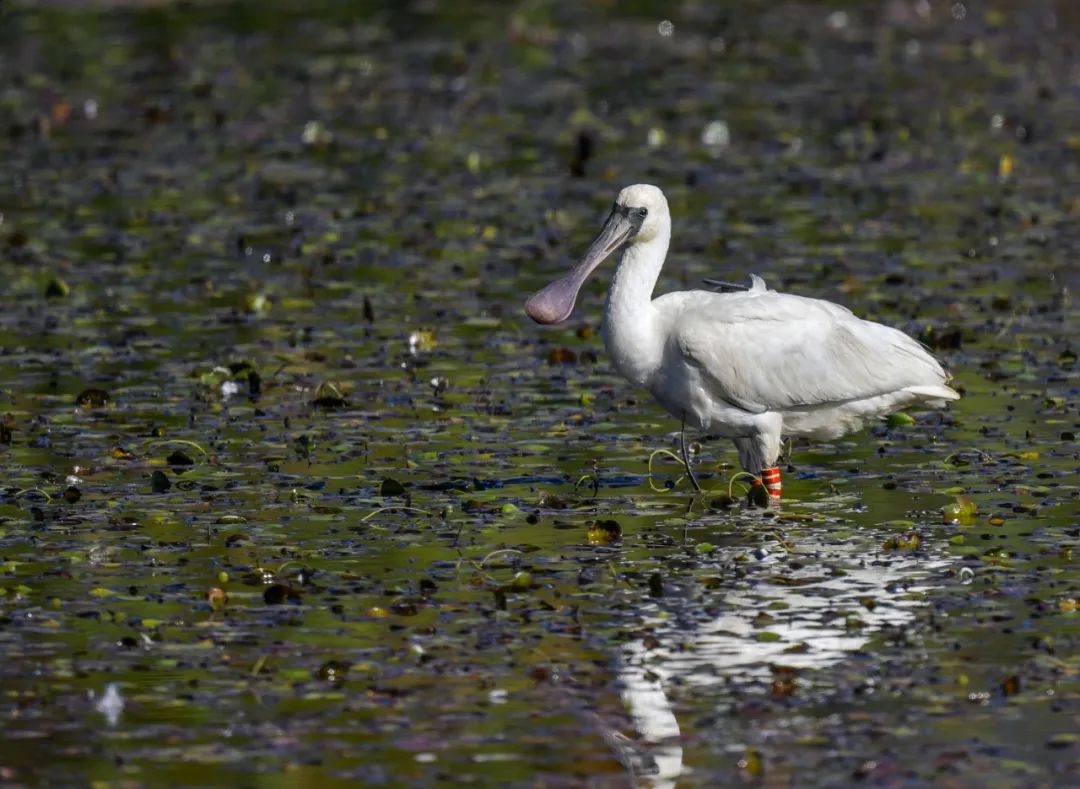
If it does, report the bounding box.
[525,184,958,501]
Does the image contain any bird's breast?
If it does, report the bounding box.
[643,356,742,436]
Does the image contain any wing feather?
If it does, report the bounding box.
[671,291,951,413]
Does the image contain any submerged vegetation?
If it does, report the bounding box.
[0,0,1076,784]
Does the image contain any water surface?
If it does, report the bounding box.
[0,1,1077,785]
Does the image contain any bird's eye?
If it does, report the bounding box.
[637,207,648,218]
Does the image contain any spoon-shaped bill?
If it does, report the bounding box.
[524,209,639,325]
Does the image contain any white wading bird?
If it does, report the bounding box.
[525,184,958,501]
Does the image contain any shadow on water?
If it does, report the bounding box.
[0,0,1077,785]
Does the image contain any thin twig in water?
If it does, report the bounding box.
[727,471,759,499]
[479,548,524,567]
[943,448,994,465]
[647,448,686,491]
[149,439,209,457]
[14,487,53,503]
[358,506,435,522]
[453,547,526,582]
[574,473,600,498]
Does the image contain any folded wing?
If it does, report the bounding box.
[673,291,956,414]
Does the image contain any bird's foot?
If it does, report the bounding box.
[751,466,782,504]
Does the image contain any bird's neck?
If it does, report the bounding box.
[602,229,670,387]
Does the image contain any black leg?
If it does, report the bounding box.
[681,414,702,492]
[779,436,792,466]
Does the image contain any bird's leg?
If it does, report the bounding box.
[778,437,792,466]
[760,439,789,504]
[748,467,781,505]
[759,466,782,502]
[680,414,702,492]
[738,428,783,505]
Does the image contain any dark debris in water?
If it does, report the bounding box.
[74,388,109,408]
[0,0,1076,786]
[149,470,171,493]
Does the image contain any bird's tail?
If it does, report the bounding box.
[903,384,960,402]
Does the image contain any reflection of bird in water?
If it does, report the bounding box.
[526,184,958,500]
[613,537,948,787]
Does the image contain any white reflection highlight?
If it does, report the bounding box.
[616,542,948,787]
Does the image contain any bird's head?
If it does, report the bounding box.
[525,184,669,324]
[613,183,669,244]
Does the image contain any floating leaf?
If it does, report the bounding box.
[509,571,533,591]
[244,292,271,314]
[999,153,1014,179]
[748,483,770,508]
[167,450,194,470]
[648,572,664,598]
[44,276,70,298]
[207,587,227,611]
[390,600,420,616]
[883,531,922,551]
[770,665,797,696]
[408,330,437,353]
[379,478,406,497]
[315,660,351,683]
[150,470,171,493]
[1047,733,1079,749]
[537,491,568,509]
[999,674,1021,697]
[75,388,110,407]
[919,325,963,350]
[312,381,348,409]
[943,495,978,525]
[263,584,301,605]
[546,347,577,365]
[739,749,764,777]
[587,519,621,545]
[887,412,915,428]
[753,611,776,628]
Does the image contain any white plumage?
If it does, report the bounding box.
[526,184,958,488]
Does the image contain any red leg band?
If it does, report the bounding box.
[761,466,782,500]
